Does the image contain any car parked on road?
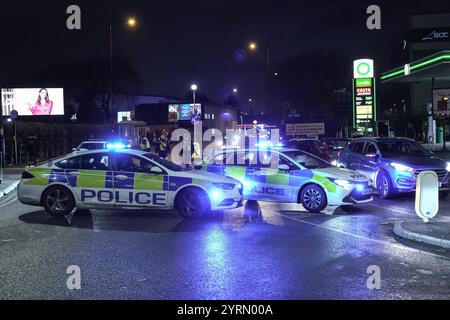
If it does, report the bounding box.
[337,137,450,198]
[287,138,331,162]
[18,149,243,218]
[321,138,351,165]
[196,147,372,213]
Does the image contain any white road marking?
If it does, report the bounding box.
[272,211,448,259]
[0,194,19,208]
[365,202,414,215]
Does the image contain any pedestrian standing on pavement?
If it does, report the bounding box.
[158,132,170,160]
[139,134,150,152]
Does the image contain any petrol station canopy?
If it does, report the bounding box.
[381,51,450,83]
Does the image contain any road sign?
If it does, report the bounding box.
[10,110,18,120]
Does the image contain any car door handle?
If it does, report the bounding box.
[68,171,80,176]
[115,175,129,181]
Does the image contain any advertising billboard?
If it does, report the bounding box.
[432,88,450,119]
[168,103,201,122]
[1,88,64,116]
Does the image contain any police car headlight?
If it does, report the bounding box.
[212,182,235,190]
[333,179,351,188]
[446,162,450,172]
[391,162,414,172]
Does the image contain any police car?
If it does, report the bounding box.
[196,147,372,213]
[17,149,244,218]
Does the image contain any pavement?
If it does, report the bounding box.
[0,168,22,198]
[394,221,450,249]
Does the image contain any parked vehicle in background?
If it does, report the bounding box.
[73,140,132,152]
[287,138,331,162]
[321,138,352,166]
[337,137,450,199]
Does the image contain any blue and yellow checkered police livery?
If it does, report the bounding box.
[196,147,372,213]
[18,149,243,218]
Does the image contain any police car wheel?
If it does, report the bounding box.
[377,171,394,199]
[42,186,75,216]
[175,188,209,219]
[300,184,327,213]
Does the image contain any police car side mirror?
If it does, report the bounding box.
[72,148,77,152]
[150,166,163,174]
[278,164,290,171]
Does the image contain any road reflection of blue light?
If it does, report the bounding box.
[204,228,227,269]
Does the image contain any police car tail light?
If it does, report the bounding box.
[391,163,414,172]
[212,182,235,190]
[22,171,35,179]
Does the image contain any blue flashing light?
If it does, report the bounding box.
[243,180,255,189]
[106,142,127,150]
[355,184,365,192]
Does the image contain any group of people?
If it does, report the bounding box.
[139,129,171,159]
[138,129,202,168]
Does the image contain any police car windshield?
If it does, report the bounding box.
[144,154,184,171]
[378,141,429,157]
[283,151,331,169]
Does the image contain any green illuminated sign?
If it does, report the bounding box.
[381,51,450,81]
[355,78,372,87]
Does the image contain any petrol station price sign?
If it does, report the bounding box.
[353,59,376,134]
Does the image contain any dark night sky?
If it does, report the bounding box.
[1,0,450,109]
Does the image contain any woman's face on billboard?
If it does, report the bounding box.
[39,89,48,99]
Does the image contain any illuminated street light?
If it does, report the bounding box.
[191,84,198,105]
[247,41,272,108]
[109,16,138,123]
[233,88,238,93]
[127,17,136,27]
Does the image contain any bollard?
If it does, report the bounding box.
[415,171,439,223]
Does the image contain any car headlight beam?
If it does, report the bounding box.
[333,179,351,188]
[212,182,235,190]
[391,162,414,172]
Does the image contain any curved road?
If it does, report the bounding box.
[0,190,450,299]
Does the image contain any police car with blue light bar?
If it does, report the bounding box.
[17,149,244,218]
[196,147,372,213]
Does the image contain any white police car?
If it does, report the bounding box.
[196,147,372,213]
[17,149,243,218]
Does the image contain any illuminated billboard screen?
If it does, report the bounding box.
[168,103,201,122]
[1,88,64,116]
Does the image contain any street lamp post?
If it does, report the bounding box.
[248,42,272,109]
[108,17,136,123]
[191,84,198,105]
